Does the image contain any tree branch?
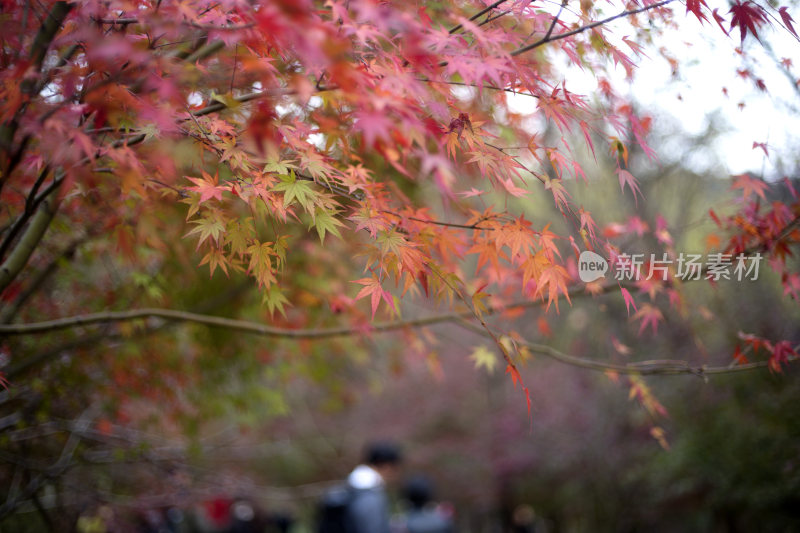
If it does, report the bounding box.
[448,0,510,34]
[0,194,61,294]
[0,1,73,187]
[454,317,773,377]
[0,237,85,324]
[510,0,677,56]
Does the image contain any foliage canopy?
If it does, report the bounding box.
[0,0,799,525]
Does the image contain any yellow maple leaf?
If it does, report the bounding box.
[470,345,497,374]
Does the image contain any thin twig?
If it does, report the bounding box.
[511,0,677,56]
[448,0,510,34]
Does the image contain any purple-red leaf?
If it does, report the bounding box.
[779,6,798,38]
[729,1,769,42]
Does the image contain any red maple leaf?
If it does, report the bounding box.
[779,6,798,38]
[769,340,797,372]
[187,171,228,203]
[731,173,768,200]
[686,0,709,23]
[729,1,768,42]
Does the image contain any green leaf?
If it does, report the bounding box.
[185,215,225,246]
[273,171,315,213]
[262,284,290,318]
[140,123,160,141]
[311,208,344,243]
[247,241,276,287]
[263,158,297,175]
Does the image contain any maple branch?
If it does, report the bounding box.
[191,90,284,117]
[94,17,255,30]
[0,237,85,324]
[454,318,772,377]
[510,0,678,56]
[541,0,568,43]
[448,0,509,34]
[417,78,540,99]
[0,194,61,295]
[0,405,97,520]
[0,281,627,340]
[0,278,783,379]
[184,39,225,63]
[0,307,468,338]
[0,1,73,188]
[380,210,498,231]
[296,172,365,201]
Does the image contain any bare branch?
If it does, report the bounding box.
[448,0,510,34]
[454,317,773,377]
[510,0,677,56]
[0,194,61,294]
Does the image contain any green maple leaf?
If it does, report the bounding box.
[377,229,405,257]
[262,284,290,318]
[273,172,315,213]
[185,215,225,246]
[263,158,297,175]
[247,241,276,287]
[224,219,253,258]
[311,208,344,243]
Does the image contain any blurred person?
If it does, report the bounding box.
[511,504,537,533]
[396,475,454,533]
[317,441,402,533]
[346,441,403,533]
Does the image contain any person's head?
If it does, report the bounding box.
[403,475,433,509]
[364,441,402,482]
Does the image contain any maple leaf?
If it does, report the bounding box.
[617,168,642,204]
[633,304,663,335]
[262,284,290,318]
[273,172,316,213]
[310,208,344,243]
[496,217,536,259]
[185,215,226,247]
[545,178,571,212]
[350,207,389,238]
[355,109,393,147]
[354,276,396,319]
[522,250,550,289]
[712,8,730,35]
[535,264,571,312]
[458,187,487,198]
[199,248,230,277]
[628,375,668,418]
[768,340,798,372]
[187,172,228,204]
[685,0,709,24]
[729,1,768,42]
[247,241,277,287]
[470,345,497,374]
[468,240,506,275]
[731,173,768,200]
[621,287,637,315]
[779,7,798,38]
[506,364,522,387]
